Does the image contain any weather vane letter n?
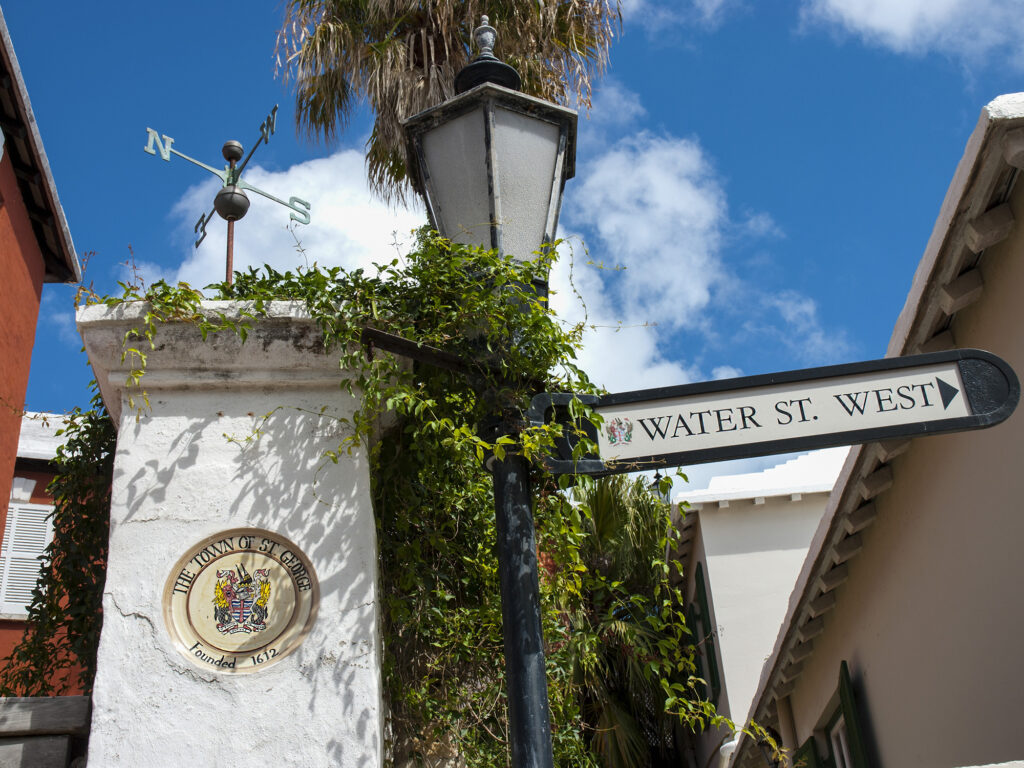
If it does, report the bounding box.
[144,129,174,161]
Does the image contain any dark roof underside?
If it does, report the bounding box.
[0,9,79,284]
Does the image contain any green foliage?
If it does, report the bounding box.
[557,474,721,766]
[2,230,764,764]
[0,395,115,696]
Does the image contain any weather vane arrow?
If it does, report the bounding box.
[143,105,312,285]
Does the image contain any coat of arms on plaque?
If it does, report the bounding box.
[214,564,271,634]
[605,417,633,446]
[164,528,319,672]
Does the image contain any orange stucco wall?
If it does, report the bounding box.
[0,618,28,664]
[0,149,47,548]
[15,468,57,505]
[0,616,83,694]
[0,148,53,690]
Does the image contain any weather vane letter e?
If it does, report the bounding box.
[143,105,311,285]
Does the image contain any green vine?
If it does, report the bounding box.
[2,230,778,765]
[0,394,115,696]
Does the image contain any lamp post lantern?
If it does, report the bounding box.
[403,17,577,768]
[403,17,576,271]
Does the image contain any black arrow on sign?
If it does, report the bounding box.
[937,377,960,410]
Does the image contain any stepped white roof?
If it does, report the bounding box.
[679,447,848,505]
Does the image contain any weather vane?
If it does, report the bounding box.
[143,105,311,285]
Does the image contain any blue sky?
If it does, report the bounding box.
[7,1,1024,486]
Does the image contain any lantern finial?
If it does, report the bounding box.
[455,15,522,93]
[475,16,497,58]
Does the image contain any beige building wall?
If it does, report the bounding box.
[680,450,845,767]
[772,140,1024,768]
[702,496,827,728]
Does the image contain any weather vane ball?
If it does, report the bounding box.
[143,105,312,285]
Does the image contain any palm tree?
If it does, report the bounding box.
[276,0,620,204]
[565,474,696,768]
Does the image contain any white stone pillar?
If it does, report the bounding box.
[77,301,382,767]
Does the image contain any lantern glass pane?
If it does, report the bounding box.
[421,106,491,249]
[492,106,560,262]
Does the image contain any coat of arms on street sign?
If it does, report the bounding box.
[163,529,318,673]
[605,417,633,446]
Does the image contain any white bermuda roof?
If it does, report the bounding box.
[681,447,847,506]
[17,412,66,461]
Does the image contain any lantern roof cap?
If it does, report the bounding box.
[402,82,578,196]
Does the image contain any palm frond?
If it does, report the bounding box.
[277,0,621,201]
[590,695,648,768]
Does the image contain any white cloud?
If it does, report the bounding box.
[586,79,647,130]
[549,241,700,392]
[711,365,743,380]
[619,0,673,27]
[800,0,1024,64]
[125,259,176,290]
[741,211,784,239]
[566,132,727,331]
[692,0,735,25]
[165,149,424,289]
[560,108,849,390]
[621,0,740,31]
[751,290,853,364]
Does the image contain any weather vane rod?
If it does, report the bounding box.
[143,105,312,285]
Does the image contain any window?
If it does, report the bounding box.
[829,715,853,768]
[796,661,870,768]
[686,603,704,682]
[817,661,870,768]
[0,502,54,616]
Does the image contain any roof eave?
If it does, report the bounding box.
[0,9,80,284]
[731,92,1024,768]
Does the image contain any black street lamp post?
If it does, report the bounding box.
[402,17,577,767]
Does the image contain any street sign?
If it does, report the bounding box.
[529,349,1019,475]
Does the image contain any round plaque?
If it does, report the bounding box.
[163,529,319,673]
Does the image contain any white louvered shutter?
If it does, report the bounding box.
[0,503,54,616]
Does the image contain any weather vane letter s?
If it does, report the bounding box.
[143,105,311,285]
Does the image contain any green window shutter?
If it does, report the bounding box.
[838,661,870,768]
[694,563,721,704]
[685,603,708,700]
[792,737,821,768]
